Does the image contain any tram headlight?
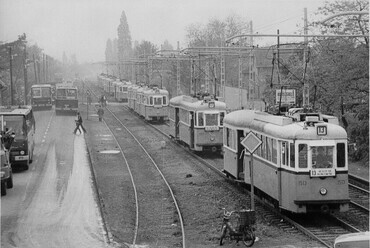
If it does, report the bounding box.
[319,188,327,195]
[20,150,25,155]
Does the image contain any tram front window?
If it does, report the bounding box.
[154,97,162,106]
[312,146,333,168]
[205,113,218,126]
[67,89,77,98]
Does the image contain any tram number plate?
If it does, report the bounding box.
[205,126,219,131]
[310,168,335,177]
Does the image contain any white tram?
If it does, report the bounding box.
[128,84,141,110]
[169,95,226,153]
[113,81,131,103]
[135,86,169,122]
[223,109,349,213]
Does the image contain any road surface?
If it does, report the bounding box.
[1,109,111,248]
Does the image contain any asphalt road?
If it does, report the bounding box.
[1,109,110,248]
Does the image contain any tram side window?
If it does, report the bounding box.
[266,137,272,161]
[220,112,225,126]
[198,112,204,126]
[290,143,295,168]
[272,139,277,163]
[266,137,270,161]
[337,143,345,168]
[255,134,261,157]
[281,142,288,166]
[149,97,153,105]
[260,135,266,157]
[298,144,308,168]
[225,128,236,150]
[163,96,167,105]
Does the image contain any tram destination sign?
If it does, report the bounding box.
[241,132,262,154]
[276,89,296,104]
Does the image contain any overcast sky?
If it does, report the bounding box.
[0,0,334,63]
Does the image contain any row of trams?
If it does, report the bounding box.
[0,77,359,215]
[97,75,352,216]
[0,77,367,247]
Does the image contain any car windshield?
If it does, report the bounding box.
[41,88,51,97]
[2,116,25,137]
[32,88,41,97]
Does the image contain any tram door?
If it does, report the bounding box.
[237,130,244,180]
[175,108,179,139]
[190,112,194,149]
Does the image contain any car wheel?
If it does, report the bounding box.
[7,172,13,188]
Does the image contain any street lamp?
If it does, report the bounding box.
[8,47,18,106]
[319,11,369,24]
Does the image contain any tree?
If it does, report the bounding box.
[117,11,132,61]
[117,10,132,79]
[133,40,158,84]
[105,39,114,62]
[133,40,157,57]
[308,0,369,162]
[186,15,250,47]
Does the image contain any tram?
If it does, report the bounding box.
[55,83,79,114]
[30,84,53,110]
[223,109,350,213]
[169,95,226,153]
[113,81,132,103]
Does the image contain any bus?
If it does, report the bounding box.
[55,83,78,114]
[31,84,53,110]
[0,106,35,170]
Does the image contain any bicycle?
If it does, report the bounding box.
[219,208,255,247]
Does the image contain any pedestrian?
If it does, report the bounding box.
[73,112,87,134]
[97,105,104,122]
[100,95,106,107]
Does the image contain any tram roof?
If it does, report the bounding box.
[0,105,32,115]
[224,109,347,140]
[170,95,227,111]
[143,88,169,95]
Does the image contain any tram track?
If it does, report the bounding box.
[87,89,185,247]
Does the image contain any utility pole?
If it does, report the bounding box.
[24,46,28,105]
[8,47,14,106]
[33,54,38,84]
[303,7,309,108]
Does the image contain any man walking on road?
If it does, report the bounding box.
[73,112,87,134]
